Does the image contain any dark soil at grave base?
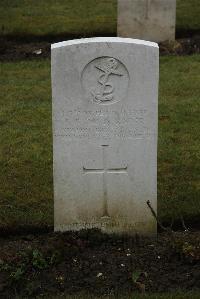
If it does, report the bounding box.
[0,230,199,298]
[0,35,200,62]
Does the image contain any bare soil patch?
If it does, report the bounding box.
[0,230,199,298]
[0,36,200,62]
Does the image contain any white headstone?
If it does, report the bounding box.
[51,37,158,235]
[118,0,176,42]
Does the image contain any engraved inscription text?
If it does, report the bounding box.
[54,107,153,140]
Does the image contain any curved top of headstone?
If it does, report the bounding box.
[51,37,158,50]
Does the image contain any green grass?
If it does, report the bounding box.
[0,59,53,227]
[0,55,200,228]
[0,0,199,38]
[0,0,117,37]
[158,55,200,223]
[176,0,200,33]
[38,291,200,299]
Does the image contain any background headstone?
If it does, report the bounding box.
[51,37,158,235]
[118,0,176,42]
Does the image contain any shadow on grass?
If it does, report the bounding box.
[1,27,200,44]
[0,31,116,44]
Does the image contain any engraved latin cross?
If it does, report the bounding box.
[83,145,128,218]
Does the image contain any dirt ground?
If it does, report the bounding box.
[0,35,200,62]
[0,229,199,298]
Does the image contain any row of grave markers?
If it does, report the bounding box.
[51,0,176,235]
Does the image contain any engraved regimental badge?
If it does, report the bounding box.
[81,56,129,105]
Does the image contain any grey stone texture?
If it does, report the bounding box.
[118,0,176,42]
[51,37,159,235]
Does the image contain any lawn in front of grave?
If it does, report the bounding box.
[0,55,199,229]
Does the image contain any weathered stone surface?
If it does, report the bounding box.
[51,37,159,235]
[118,0,176,42]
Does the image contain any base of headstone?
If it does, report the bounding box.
[54,218,157,236]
